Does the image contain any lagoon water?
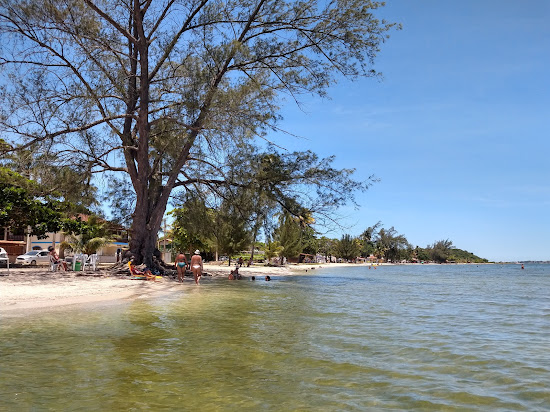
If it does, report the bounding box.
[1,264,549,410]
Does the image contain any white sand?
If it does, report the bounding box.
[0,264,291,313]
[0,262,374,314]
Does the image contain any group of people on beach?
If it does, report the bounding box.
[131,250,274,285]
[174,250,203,284]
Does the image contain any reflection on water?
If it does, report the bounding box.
[1,264,550,410]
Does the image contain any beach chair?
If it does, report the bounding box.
[83,254,98,271]
[72,253,87,271]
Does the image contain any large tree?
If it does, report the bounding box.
[0,0,398,265]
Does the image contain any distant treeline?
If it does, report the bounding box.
[316,223,489,264]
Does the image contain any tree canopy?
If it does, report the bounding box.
[0,0,398,265]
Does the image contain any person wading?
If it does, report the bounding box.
[190,250,203,285]
[174,253,188,282]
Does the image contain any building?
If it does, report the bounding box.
[0,228,26,263]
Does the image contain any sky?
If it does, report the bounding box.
[267,0,550,262]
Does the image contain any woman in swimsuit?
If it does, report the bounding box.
[175,253,188,282]
[190,250,203,285]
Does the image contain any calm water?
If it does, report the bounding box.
[1,264,549,411]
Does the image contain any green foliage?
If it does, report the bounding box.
[415,241,487,263]
[358,223,410,262]
[273,212,303,261]
[170,194,250,263]
[301,226,319,255]
[428,239,454,263]
[360,221,382,257]
[213,209,250,265]
[414,247,431,262]
[1,150,97,211]
[447,249,488,263]
[0,169,63,237]
[264,241,284,262]
[376,227,410,262]
[336,234,361,261]
[61,215,116,255]
[170,197,214,254]
[0,167,41,193]
[0,166,99,239]
[318,236,337,260]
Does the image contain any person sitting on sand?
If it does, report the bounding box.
[190,250,203,285]
[48,246,67,271]
[128,257,155,280]
[174,252,188,282]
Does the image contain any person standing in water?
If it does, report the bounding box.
[174,253,188,282]
[190,250,203,284]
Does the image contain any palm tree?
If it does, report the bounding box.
[59,215,115,256]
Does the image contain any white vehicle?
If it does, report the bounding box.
[15,250,50,266]
[0,247,8,266]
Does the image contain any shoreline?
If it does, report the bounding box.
[0,264,294,315]
[0,261,495,315]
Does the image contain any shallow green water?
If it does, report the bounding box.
[1,264,549,410]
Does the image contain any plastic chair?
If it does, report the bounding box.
[49,255,66,271]
[72,253,86,271]
[83,254,98,271]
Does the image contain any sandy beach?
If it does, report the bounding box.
[0,263,304,314]
[0,262,379,314]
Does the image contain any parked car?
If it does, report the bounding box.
[15,250,50,266]
[0,247,8,266]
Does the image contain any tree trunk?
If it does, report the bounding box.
[128,182,172,267]
[249,224,259,264]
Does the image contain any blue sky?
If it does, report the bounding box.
[269,0,550,262]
